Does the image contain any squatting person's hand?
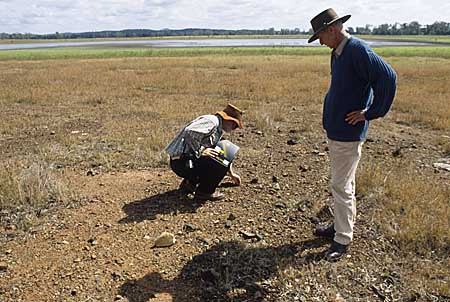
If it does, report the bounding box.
[201,147,219,158]
[230,173,241,185]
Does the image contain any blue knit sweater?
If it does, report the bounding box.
[323,37,397,141]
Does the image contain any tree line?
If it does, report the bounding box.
[1,21,449,40]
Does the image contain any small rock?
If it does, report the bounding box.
[227,213,237,221]
[392,148,402,157]
[0,262,8,272]
[225,221,232,229]
[250,178,259,184]
[335,293,344,302]
[183,224,197,232]
[154,232,176,248]
[255,233,264,241]
[275,202,287,209]
[287,138,300,145]
[197,237,210,245]
[111,271,122,281]
[86,170,97,176]
[239,230,257,240]
[433,162,450,172]
[299,165,309,172]
[273,183,281,190]
[272,176,278,183]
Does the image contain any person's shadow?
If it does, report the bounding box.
[119,180,240,224]
[119,238,328,302]
[119,189,205,224]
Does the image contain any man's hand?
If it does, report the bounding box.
[201,147,219,158]
[345,110,366,125]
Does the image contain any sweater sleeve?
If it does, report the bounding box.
[352,43,397,121]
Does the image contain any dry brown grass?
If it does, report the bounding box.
[0,55,329,170]
[358,163,450,254]
[0,158,75,229]
[389,56,450,130]
[357,162,450,296]
[1,54,449,237]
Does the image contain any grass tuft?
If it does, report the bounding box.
[0,159,74,229]
[358,163,450,254]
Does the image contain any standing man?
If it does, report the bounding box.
[308,8,397,260]
[165,104,243,201]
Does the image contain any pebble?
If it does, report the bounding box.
[183,224,197,232]
[154,232,176,248]
[227,213,237,221]
[0,262,8,272]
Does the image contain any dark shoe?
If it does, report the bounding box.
[324,241,348,261]
[314,223,335,239]
[179,179,196,194]
[193,191,224,201]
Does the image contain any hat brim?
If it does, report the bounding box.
[307,14,351,43]
[216,111,243,129]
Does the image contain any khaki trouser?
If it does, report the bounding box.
[328,139,364,245]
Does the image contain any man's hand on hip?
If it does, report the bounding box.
[345,110,366,125]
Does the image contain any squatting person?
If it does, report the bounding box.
[164,104,243,201]
[307,8,397,260]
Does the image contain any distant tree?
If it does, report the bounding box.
[355,25,372,35]
[426,21,450,35]
[408,21,421,35]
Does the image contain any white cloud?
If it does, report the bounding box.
[0,0,448,34]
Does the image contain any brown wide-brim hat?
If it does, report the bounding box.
[216,104,244,129]
[308,8,351,43]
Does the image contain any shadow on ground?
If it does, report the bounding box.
[119,189,205,223]
[119,238,328,302]
[119,181,239,224]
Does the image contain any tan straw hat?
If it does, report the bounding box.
[216,104,244,129]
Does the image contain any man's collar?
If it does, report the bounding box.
[333,32,351,57]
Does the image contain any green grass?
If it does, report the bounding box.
[1,45,449,61]
[357,34,450,44]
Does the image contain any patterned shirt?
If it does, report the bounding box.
[164,114,223,159]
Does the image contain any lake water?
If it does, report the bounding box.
[0,38,435,50]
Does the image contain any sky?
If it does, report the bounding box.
[1,0,449,34]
